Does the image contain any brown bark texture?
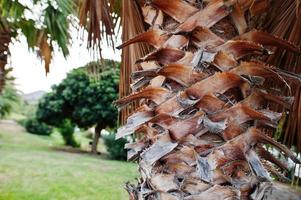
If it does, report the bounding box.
[116,0,301,199]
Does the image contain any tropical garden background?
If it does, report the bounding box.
[0,0,134,199]
[0,0,301,200]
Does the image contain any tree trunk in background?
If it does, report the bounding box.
[116,0,301,199]
[91,123,103,154]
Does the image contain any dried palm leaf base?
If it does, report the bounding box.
[264,0,301,154]
[118,0,151,124]
[117,0,301,199]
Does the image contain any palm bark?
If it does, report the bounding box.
[117,0,301,199]
[0,25,11,92]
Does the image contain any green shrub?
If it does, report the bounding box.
[103,134,127,160]
[58,120,78,147]
[25,118,53,136]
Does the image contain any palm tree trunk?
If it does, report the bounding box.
[0,28,11,92]
[116,0,301,199]
[0,62,5,92]
[261,182,301,200]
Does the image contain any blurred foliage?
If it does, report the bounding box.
[36,90,65,127]
[0,0,75,51]
[16,101,38,119]
[58,119,77,147]
[0,82,20,118]
[24,118,53,136]
[103,133,127,160]
[36,59,119,146]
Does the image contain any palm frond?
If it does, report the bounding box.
[36,31,52,74]
[0,0,27,20]
[78,0,119,57]
[43,0,74,57]
[0,0,74,76]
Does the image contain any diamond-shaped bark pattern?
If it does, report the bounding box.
[116,0,301,199]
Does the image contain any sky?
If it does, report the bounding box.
[10,30,121,94]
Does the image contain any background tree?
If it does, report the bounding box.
[36,86,76,145]
[37,60,119,151]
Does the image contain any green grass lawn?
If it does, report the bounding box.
[0,120,137,200]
